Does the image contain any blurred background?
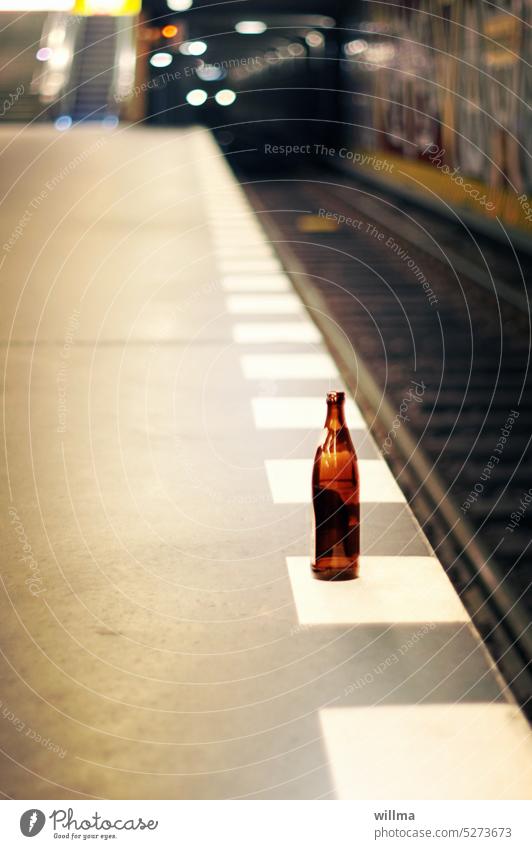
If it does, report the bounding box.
[1,0,531,236]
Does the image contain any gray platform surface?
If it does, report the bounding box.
[0,125,530,800]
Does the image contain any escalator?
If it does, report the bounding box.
[68,15,118,122]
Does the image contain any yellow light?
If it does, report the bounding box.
[161,24,178,38]
[73,0,140,15]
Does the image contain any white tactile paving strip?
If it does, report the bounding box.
[226,294,303,315]
[265,458,405,503]
[240,352,338,380]
[219,258,283,274]
[241,353,339,379]
[196,130,532,799]
[319,704,532,800]
[221,275,290,292]
[251,397,364,429]
[215,246,276,259]
[233,323,321,344]
[286,556,469,624]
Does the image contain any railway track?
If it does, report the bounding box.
[237,169,532,715]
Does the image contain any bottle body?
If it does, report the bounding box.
[311,392,360,580]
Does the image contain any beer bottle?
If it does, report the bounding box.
[312,391,360,580]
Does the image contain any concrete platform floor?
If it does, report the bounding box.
[0,125,531,799]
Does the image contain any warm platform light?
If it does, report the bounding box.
[305,31,324,48]
[150,52,173,68]
[161,25,178,38]
[235,21,267,35]
[214,89,236,106]
[186,89,207,106]
[179,40,207,56]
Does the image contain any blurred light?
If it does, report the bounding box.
[47,23,67,47]
[264,49,280,65]
[102,115,119,127]
[344,39,368,56]
[41,72,65,97]
[186,88,207,106]
[161,24,178,38]
[196,63,225,81]
[48,45,71,70]
[305,31,324,48]
[74,0,140,13]
[358,20,392,34]
[235,21,267,35]
[214,88,236,106]
[54,115,72,131]
[217,130,234,146]
[179,40,207,56]
[288,42,305,57]
[116,44,136,97]
[167,0,191,8]
[319,16,335,28]
[150,52,173,68]
[364,42,396,64]
[36,47,51,61]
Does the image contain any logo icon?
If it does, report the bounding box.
[20,810,46,837]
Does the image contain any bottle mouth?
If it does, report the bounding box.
[327,391,345,403]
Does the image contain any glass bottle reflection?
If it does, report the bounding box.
[312,391,360,580]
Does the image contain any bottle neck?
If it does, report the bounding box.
[325,401,346,429]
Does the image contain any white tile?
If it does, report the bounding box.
[206,206,248,214]
[252,396,365,429]
[215,246,275,259]
[210,222,262,231]
[220,259,282,274]
[241,353,338,380]
[227,295,302,315]
[212,238,266,249]
[206,203,246,210]
[264,458,405,503]
[210,223,256,232]
[234,323,320,344]
[221,275,290,292]
[211,225,263,235]
[320,705,532,799]
[286,556,468,623]
[212,238,271,252]
[211,228,264,240]
[213,236,265,247]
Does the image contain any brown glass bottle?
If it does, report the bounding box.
[311,391,360,580]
